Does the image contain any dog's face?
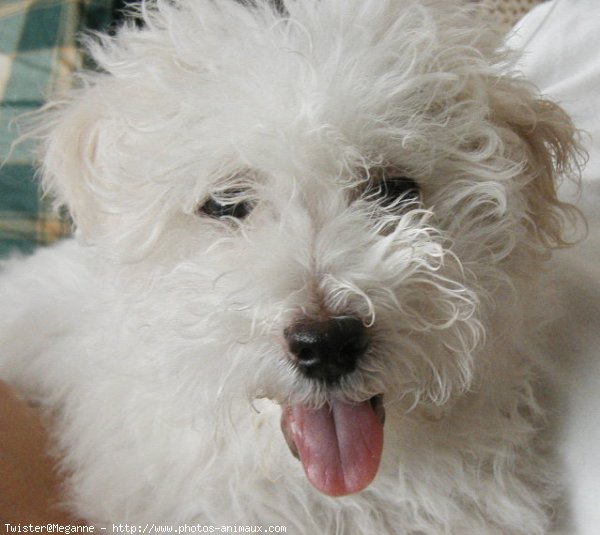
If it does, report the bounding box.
[38,0,579,496]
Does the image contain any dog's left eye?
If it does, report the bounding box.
[198,191,254,220]
[372,176,421,208]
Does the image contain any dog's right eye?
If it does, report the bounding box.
[197,191,254,220]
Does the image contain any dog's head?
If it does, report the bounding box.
[36,0,581,496]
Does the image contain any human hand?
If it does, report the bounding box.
[0,381,80,524]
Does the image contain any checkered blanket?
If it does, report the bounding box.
[0,0,115,258]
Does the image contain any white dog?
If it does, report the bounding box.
[1,0,598,532]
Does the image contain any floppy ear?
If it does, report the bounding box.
[490,80,584,250]
[36,81,124,241]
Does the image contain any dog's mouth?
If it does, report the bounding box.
[280,394,385,497]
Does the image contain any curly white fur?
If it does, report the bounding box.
[0,0,592,532]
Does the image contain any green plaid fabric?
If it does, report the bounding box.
[0,0,116,258]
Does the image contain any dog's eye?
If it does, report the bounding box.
[373,176,420,208]
[198,191,254,220]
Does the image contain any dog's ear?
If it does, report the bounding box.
[35,82,122,242]
[490,80,583,250]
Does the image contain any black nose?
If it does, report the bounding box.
[284,317,369,383]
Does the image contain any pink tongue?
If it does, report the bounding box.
[282,399,383,496]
